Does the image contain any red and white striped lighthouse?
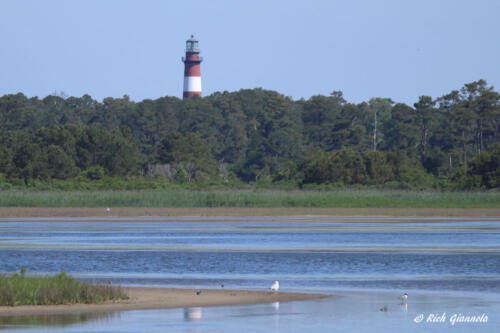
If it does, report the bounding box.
[182,35,203,98]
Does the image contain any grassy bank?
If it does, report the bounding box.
[0,269,127,306]
[0,189,499,208]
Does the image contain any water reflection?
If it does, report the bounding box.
[271,302,279,311]
[401,302,408,312]
[0,311,118,330]
[270,302,280,329]
[183,307,202,322]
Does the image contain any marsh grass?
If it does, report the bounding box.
[0,189,499,208]
[0,268,127,306]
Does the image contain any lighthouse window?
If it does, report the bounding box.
[187,42,193,50]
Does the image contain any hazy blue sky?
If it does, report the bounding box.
[1,0,499,104]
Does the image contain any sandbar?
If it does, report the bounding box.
[0,287,328,317]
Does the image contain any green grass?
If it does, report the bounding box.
[0,189,499,208]
[0,268,128,306]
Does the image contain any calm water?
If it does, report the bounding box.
[0,217,499,332]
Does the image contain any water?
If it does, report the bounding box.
[0,217,499,332]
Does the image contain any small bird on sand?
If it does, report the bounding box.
[399,293,408,303]
[196,290,201,295]
[106,207,110,213]
[379,305,388,312]
[270,281,279,293]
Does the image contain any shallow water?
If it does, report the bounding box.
[0,217,499,332]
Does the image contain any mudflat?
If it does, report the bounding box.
[1,207,500,218]
[0,287,328,316]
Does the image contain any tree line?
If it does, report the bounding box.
[0,79,499,189]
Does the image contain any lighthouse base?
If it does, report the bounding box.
[183,91,202,98]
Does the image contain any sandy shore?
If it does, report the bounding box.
[1,207,500,218]
[0,287,327,317]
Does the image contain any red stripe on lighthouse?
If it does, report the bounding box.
[185,52,201,61]
[184,63,201,76]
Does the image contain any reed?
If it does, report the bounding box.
[0,189,498,208]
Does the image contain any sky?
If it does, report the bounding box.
[1,0,499,105]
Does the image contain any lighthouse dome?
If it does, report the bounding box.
[186,35,199,52]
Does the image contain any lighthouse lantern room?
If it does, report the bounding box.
[182,35,203,98]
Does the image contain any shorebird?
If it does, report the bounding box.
[221,283,224,289]
[270,281,280,293]
[399,293,408,303]
[196,290,201,295]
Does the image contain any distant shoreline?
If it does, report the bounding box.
[0,287,328,317]
[1,207,500,219]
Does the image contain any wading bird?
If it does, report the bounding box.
[270,281,279,293]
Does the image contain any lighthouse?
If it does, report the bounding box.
[182,35,203,98]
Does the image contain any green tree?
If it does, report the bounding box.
[466,144,500,188]
[157,132,217,181]
[367,98,393,151]
[363,151,393,184]
[382,103,418,154]
[302,92,344,150]
[413,96,437,160]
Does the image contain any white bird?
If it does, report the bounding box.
[399,293,408,303]
[106,207,110,212]
[270,281,280,292]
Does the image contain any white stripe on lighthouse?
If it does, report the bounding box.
[183,76,202,92]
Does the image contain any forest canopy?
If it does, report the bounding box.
[0,80,499,189]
